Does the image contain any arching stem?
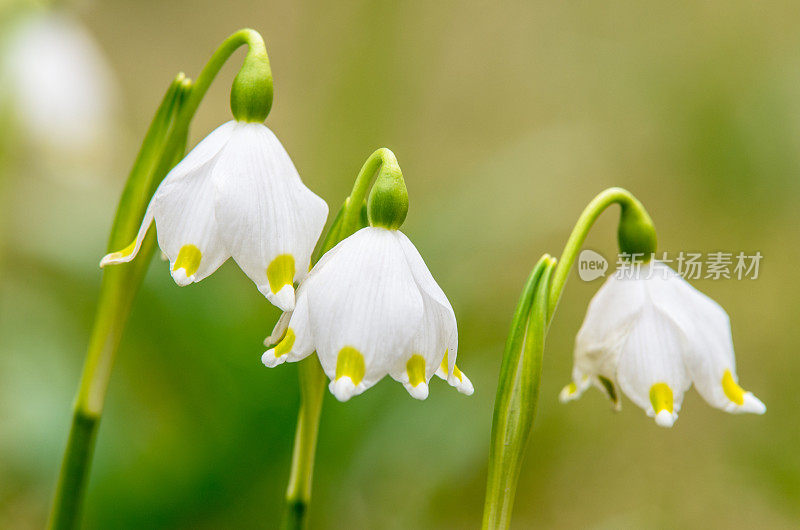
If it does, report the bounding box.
[48,29,272,530]
[482,187,655,530]
[548,187,654,318]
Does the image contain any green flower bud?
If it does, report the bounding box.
[367,162,408,230]
[230,46,272,122]
[617,199,657,259]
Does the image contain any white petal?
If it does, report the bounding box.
[213,123,328,310]
[451,371,474,396]
[389,296,450,398]
[654,410,675,428]
[170,267,193,287]
[267,284,296,312]
[261,350,287,368]
[670,262,766,414]
[393,290,454,379]
[306,228,424,395]
[661,271,754,413]
[99,204,154,267]
[262,285,315,367]
[738,392,767,414]
[144,122,238,284]
[152,167,227,285]
[98,106,236,271]
[307,234,347,275]
[558,374,591,403]
[568,267,650,410]
[573,270,647,379]
[641,263,765,414]
[396,232,459,376]
[329,376,365,402]
[569,260,765,423]
[395,231,453,310]
[616,304,691,422]
[404,381,429,400]
[164,121,238,183]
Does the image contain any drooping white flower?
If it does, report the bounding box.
[100,121,328,311]
[560,260,765,427]
[1,12,118,157]
[262,226,473,402]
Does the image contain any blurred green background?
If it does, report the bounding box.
[1,0,799,528]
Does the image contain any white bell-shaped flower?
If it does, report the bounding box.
[560,260,765,427]
[101,121,328,311]
[262,226,473,401]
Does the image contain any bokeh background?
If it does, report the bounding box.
[2,0,799,528]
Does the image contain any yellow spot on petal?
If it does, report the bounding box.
[566,382,578,395]
[649,383,673,414]
[722,370,745,405]
[406,355,426,387]
[439,350,467,383]
[274,328,295,358]
[267,254,296,294]
[439,350,450,375]
[440,349,463,380]
[173,244,202,276]
[117,240,137,257]
[103,240,137,263]
[335,346,365,385]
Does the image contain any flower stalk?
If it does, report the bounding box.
[548,187,656,318]
[482,187,656,530]
[282,148,402,530]
[47,74,190,530]
[342,147,405,234]
[282,205,347,530]
[48,28,273,530]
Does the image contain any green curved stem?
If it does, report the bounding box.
[48,29,272,530]
[283,358,327,530]
[340,147,401,236]
[148,28,269,200]
[282,205,345,530]
[483,187,655,530]
[548,187,652,318]
[282,205,364,530]
[47,76,189,530]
